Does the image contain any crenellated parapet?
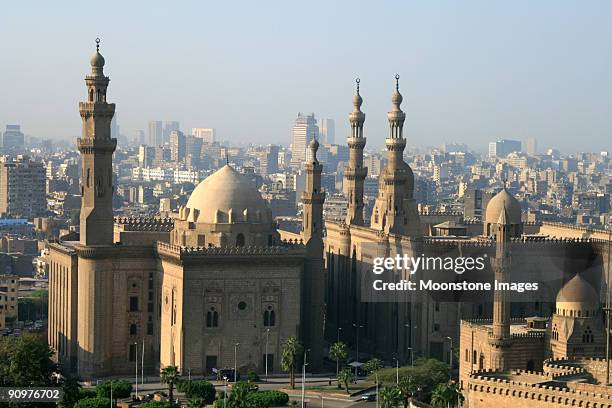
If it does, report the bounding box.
[156,240,306,259]
[467,370,612,405]
[114,217,174,232]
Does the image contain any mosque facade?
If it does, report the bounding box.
[47,44,325,379]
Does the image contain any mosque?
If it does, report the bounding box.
[47,42,325,379]
[47,41,612,407]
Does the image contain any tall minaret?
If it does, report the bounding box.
[78,38,117,246]
[489,207,512,369]
[301,138,326,368]
[344,78,367,225]
[370,75,420,236]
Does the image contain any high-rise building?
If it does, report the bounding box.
[260,144,279,176]
[290,113,319,167]
[488,139,522,158]
[138,145,156,167]
[133,130,145,145]
[2,125,25,151]
[170,130,186,163]
[318,118,335,144]
[525,137,537,156]
[191,128,215,144]
[163,121,180,145]
[0,155,46,219]
[148,121,163,147]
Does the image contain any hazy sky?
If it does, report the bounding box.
[1,1,611,153]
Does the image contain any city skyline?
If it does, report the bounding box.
[1,1,612,154]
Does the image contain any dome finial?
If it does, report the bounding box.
[395,74,400,91]
[95,37,101,52]
[356,77,360,95]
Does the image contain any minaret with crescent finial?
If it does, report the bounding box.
[344,78,368,225]
[78,38,117,245]
[370,75,420,236]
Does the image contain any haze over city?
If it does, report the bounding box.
[1,0,611,153]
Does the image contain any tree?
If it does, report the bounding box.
[398,376,420,408]
[0,333,55,386]
[430,381,463,408]
[371,358,449,403]
[363,358,384,375]
[280,336,302,389]
[379,386,402,408]
[160,365,181,404]
[96,379,133,399]
[230,382,258,408]
[329,341,348,382]
[177,380,216,404]
[139,402,176,408]
[336,368,353,394]
[74,397,111,408]
[58,375,82,408]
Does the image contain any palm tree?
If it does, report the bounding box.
[363,357,383,375]
[398,376,419,408]
[229,382,257,408]
[336,368,353,394]
[160,365,180,404]
[280,336,302,389]
[430,381,463,407]
[329,341,348,384]
[379,386,402,408]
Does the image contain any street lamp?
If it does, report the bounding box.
[406,347,414,367]
[134,342,138,399]
[375,372,379,408]
[393,357,399,385]
[234,343,240,382]
[223,376,228,407]
[301,348,311,408]
[337,327,342,343]
[265,329,270,381]
[352,323,364,363]
[445,336,453,374]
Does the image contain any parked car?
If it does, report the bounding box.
[361,393,377,401]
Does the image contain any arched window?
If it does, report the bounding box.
[552,325,559,341]
[583,327,594,343]
[236,233,245,247]
[129,323,137,336]
[89,89,94,102]
[263,305,275,327]
[206,306,219,328]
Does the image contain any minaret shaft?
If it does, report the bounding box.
[345,79,367,225]
[78,44,117,246]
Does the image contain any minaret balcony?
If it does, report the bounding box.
[344,167,368,180]
[347,137,366,149]
[77,137,117,153]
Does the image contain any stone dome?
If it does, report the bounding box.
[184,164,270,224]
[90,51,105,68]
[485,188,521,225]
[556,273,600,317]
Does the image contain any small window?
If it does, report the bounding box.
[264,306,276,327]
[129,324,137,336]
[206,307,219,328]
[147,322,153,335]
[130,296,139,312]
[236,233,245,247]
